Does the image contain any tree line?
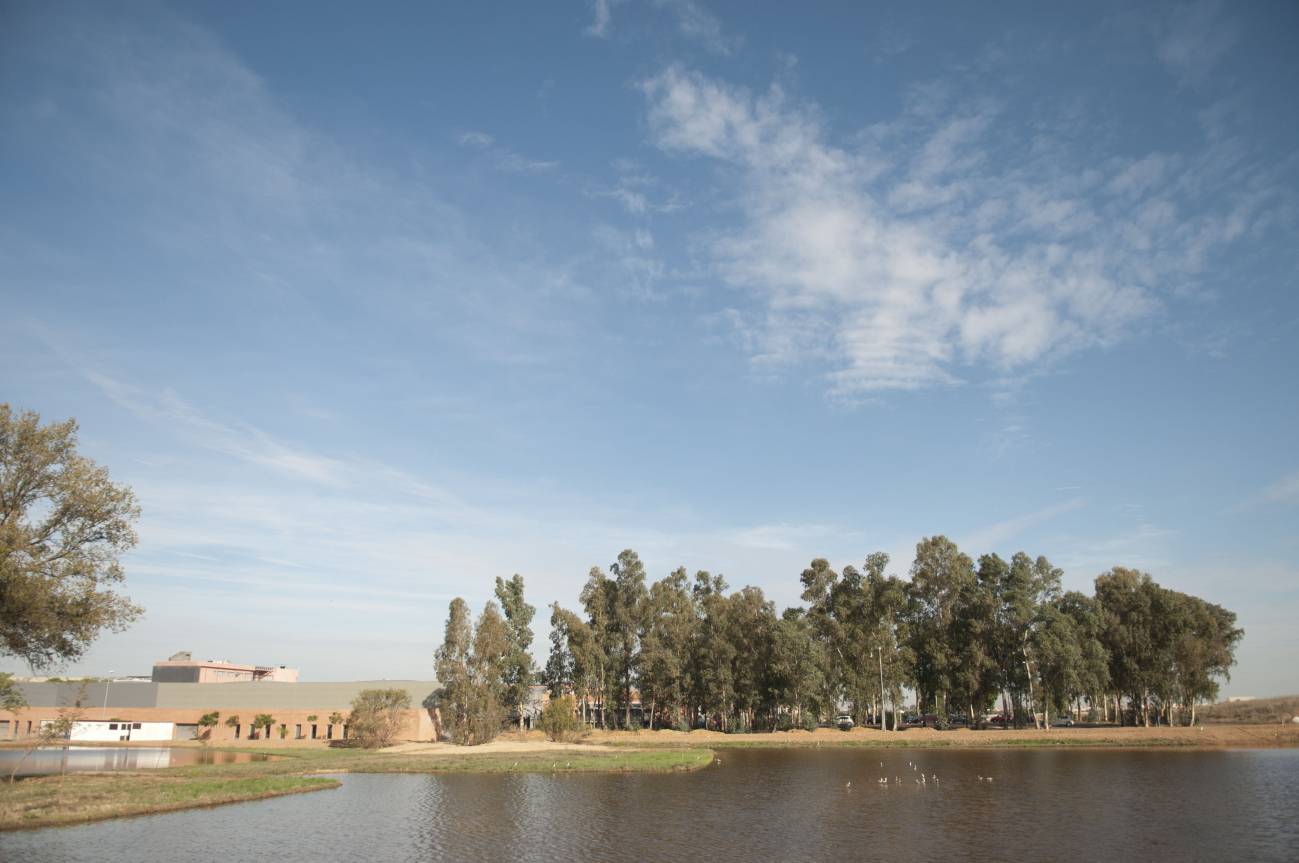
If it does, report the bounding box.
[433,539,1242,743]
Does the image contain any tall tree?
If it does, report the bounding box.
[0,405,143,668]
[434,598,474,744]
[494,574,536,731]
[908,536,976,717]
[639,567,696,730]
[467,601,510,743]
[770,608,825,729]
[608,549,648,728]
[579,567,614,728]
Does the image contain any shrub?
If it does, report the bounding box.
[539,696,582,742]
[347,688,412,749]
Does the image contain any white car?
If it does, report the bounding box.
[834,714,855,730]
[1052,717,1076,727]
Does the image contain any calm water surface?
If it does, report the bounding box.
[4,748,1297,862]
[0,746,279,777]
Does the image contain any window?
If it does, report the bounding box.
[132,722,142,729]
[109,723,119,730]
[295,724,303,739]
[234,724,241,739]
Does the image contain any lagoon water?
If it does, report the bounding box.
[0,746,279,778]
[5,747,1298,862]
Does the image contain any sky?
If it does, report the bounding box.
[1,1,1296,695]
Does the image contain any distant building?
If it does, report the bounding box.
[2,679,438,743]
[150,650,299,684]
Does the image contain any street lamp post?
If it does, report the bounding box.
[102,670,115,718]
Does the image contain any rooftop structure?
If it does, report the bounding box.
[150,650,299,684]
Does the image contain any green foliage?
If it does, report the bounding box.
[433,598,510,745]
[441,546,1242,739]
[0,672,28,713]
[253,714,275,739]
[0,405,143,668]
[348,688,412,748]
[494,574,536,730]
[197,711,220,743]
[538,695,582,741]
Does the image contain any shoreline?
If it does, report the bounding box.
[0,745,712,832]
[583,723,1299,750]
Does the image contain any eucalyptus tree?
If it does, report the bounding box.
[494,574,536,731]
[1058,591,1111,719]
[434,598,474,743]
[690,571,736,730]
[770,608,826,729]
[579,566,614,728]
[608,550,649,728]
[726,585,779,731]
[638,567,696,730]
[908,536,976,718]
[1095,568,1161,725]
[468,601,510,742]
[799,558,845,717]
[867,563,914,730]
[1028,602,1084,728]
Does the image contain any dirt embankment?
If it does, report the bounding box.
[582,723,1299,749]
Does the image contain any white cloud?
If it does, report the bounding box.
[585,0,618,38]
[457,130,494,148]
[641,66,1267,396]
[656,0,742,56]
[458,129,558,173]
[959,498,1086,552]
[1155,0,1237,84]
[1259,471,1299,506]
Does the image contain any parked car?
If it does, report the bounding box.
[834,714,855,730]
[1052,717,1075,727]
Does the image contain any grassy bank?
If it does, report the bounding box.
[0,774,337,831]
[0,745,713,831]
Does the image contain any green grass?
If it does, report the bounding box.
[0,774,337,831]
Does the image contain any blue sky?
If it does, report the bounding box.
[2,1,1296,694]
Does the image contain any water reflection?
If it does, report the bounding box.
[3,748,1297,862]
[0,746,279,777]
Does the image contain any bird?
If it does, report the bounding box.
[845,781,852,790]
[985,777,994,783]
[566,762,571,768]
[977,775,983,781]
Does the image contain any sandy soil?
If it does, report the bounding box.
[582,723,1299,749]
[381,737,624,755]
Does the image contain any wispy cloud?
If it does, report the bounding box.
[959,498,1087,552]
[656,0,742,56]
[1256,471,1299,506]
[457,129,558,174]
[585,0,620,39]
[1155,0,1238,84]
[640,65,1274,397]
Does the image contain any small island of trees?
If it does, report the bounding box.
[433,542,1242,744]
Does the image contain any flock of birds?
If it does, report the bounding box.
[826,761,995,790]
[842,760,994,790]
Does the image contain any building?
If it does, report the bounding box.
[1,679,439,743]
[150,650,300,683]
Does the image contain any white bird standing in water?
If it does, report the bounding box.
[845,781,852,790]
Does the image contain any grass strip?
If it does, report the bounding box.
[0,774,337,832]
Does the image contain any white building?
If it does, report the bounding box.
[69,720,175,742]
